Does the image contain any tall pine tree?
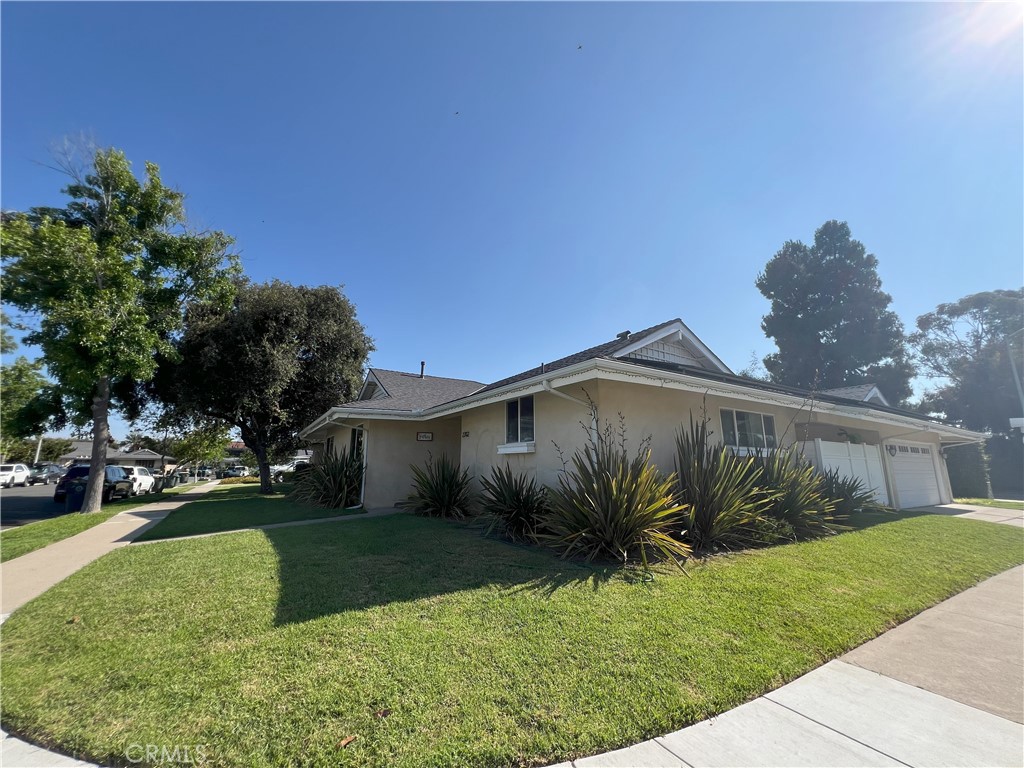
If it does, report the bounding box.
[756,220,914,403]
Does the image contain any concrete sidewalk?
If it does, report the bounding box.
[1,481,221,618]
[550,564,1024,768]
[931,502,1024,528]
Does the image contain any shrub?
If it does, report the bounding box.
[945,442,991,498]
[291,449,363,509]
[750,447,840,539]
[674,418,775,552]
[739,515,797,547]
[479,464,548,541]
[398,453,474,519]
[541,425,691,569]
[219,476,261,485]
[819,467,891,518]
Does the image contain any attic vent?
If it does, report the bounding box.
[616,330,631,340]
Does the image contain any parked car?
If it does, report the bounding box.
[224,466,249,478]
[272,460,312,483]
[0,464,30,488]
[121,466,156,496]
[53,465,133,504]
[27,463,65,486]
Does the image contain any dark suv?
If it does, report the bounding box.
[28,463,64,485]
[54,465,133,504]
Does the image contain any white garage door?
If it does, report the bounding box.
[888,443,941,508]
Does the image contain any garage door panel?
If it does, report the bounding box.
[889,443,941,508]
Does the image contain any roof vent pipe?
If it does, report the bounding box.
[420,361,425,378]
[616,330,631,340]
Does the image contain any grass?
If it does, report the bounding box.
[955,497,1023,511]
[0,484,197,563]
[134,483,363,541]
[2,512,1021,768]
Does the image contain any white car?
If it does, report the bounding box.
[121,466,156,496]
[0,464,30,488]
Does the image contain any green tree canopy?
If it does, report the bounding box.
[0,356,50,460]
[157,280,372,493]
[910,288,1024,432]
[756,220,914,403]
[1,147,238,511]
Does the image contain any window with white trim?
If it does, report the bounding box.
[506,395,535,444]
[720,409,777,450]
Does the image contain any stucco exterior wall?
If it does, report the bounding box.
[459,384,596,491]
[321,377,954,510]
[321,417,462,509]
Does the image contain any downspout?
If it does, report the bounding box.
[542,379,598,442]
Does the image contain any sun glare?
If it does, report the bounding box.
[959,1,1024,47]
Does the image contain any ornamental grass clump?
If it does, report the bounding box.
[749,447,841,539]
[479,464,548,541]
[819,467,893,519]
[674,417,775,553]
[541,420,691,569]
[291,448,363,509]
[398,453,475,519]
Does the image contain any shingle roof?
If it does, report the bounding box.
[821,384,880,402]
[477,319,682,394]
[339,368,484,413]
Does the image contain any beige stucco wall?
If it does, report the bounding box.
[321,417,462,509]
[460,383,596,491]
[321,377,953,510]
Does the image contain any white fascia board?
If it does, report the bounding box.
[610,320,733,374]
[301,357,983,443]
[591,359,986,441]
[864,385,890,407]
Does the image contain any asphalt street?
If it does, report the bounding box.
[0,482,66,529]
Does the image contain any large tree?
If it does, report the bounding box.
[158,280,372,493]
[910,288,1024,432]
[1,147,238,512]
[756,220,914,403]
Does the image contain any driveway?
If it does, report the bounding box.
[0,482,64,530]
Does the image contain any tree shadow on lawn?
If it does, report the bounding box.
[844,507,935,532]
[265,514,617,626]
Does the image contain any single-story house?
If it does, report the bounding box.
[299,319,986,511]
[59,442,176,469]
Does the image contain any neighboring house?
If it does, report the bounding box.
[58,444,176,469]
[300,319,986,510]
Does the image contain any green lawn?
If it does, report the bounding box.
[134,483,363,541]
[2,512,1020,767]
[955,497,1024,511]
[0,485,196,563]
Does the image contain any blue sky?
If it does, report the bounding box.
[2,2,1022,438]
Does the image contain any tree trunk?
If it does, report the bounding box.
[82,377,111,513]
[254,442,272,495]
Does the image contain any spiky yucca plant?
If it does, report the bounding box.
[398,453,475,519]
[479,464,548,541]
[674,418,776,552]
[290,449,363,509]
[749,447,840,539]
[541,429,691,569]
[819,467,892,519]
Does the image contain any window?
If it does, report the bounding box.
[506,395,535,444]
[720,409,777,450]
[325,436,336,458]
